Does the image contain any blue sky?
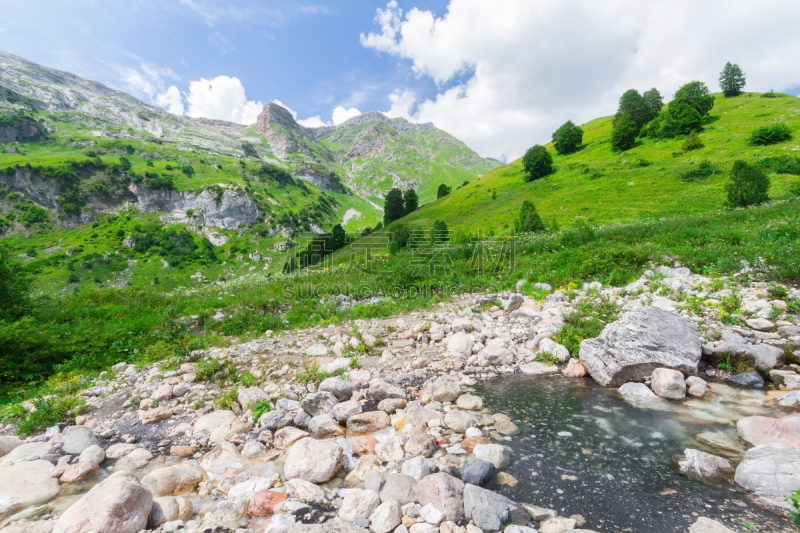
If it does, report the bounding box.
[2,1,799,161]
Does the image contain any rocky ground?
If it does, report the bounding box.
[0,266,799,533]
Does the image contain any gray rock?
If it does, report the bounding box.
[62,425,100,454]
[380,473,418,504]
[746,318,775,332]
[307,414,345,439]
[707,343,785,371]
[332,399,363,423]
[734,444,800,515]
[194,410,238,446]
[473,444,511,469]
[404,434,437,457]
[319,377,355,401]
[460,459,495,486]
[274,427,310,449]
[694,432,745,455]
[415,472,465,522]
[404,402,444,426]
[463,484,523,532]
[456,394,483,410]
[444,410,477,432]
[492,413,520,436]
[431,378,462,403]
[365,470,385,492]
[368,379,406,402]
[260,409,298,430]
[650,368,686,400]
[504,293,524,312]
[688,517,735,533]
[0,460,61,519]
[677,449,734,483]
[238,387,269,410]
[579,306,701,387]
[776,391,800,410]
[0,436,23,458]
[283,437,342,483]
[401,456,430,480]
[0,442,53,466]
[447,331,473,357]
[369,501,403,533]
[266,513,297,533]
[338,489,381,522]
[726,372,764,389]
[538,339,571,363]
[478,346,515,366]
[618,382,663,405]
[685,376,708,397]
[378,398,407,414]
[771,369,800,389]
[301,392,339,417]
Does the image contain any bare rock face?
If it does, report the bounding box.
[52,471,153,533]
[579,306,701,387]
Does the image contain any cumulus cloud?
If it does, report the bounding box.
[185,76,263,124]
[155,86,185,115]
[332,106,362,125]
[362,0,800,160]
[297,116,328,128]
[120,62,180,101]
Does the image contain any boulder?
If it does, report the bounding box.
[404,402,444,426]
[142,465,207,497]
[579,306,701,387]
[504,293,524,312]
[401,456,430,480]
[431,379,462,403]
[463,484,524,532]
[539,339,571,363]
[275,427,310,449]
[332,399,363,422]
[149,496,193,527]
[0,436,23,458]
[283,437,342,483]
[138,406,174,425]
[492,413,520,436]
[285,478,326,503]
[266,513,297,533]
[447,332,473,357]
[378,398,407,414]
[540,518,577,533]
[688,517,736,533]
[460,459,495,486]
[319,377,355,401]
[370,501,403,533]
[301,392,339,417]
[0,460,61,519]
[737,414,800,448]
[444,410,478,432]
[461,436,491,453]
[368,379,406,402]
[347,411,391,437]
[618,382,663,405]
[248,490,289,516]
[376,437,406,463]
[151,383,173,402]
[415,472,465,522]
[695,432,746,455]
[456,394,483,410]
[404,434,437,457]
[308,414,345,439]
[563,362,587,378]
[776,391,800,411]
[686,376,708,397]
[0,441,53,466]
[727,372,765,388]
[707,343,784,371]
[677,449,734,483]
[106,443,138,459]
[650,368,686,400]
[338,489,381,522]
[746,318,775,332]
[114,448,153,471]
[193,410,237,445]
[260,409,298,430]
[62,425,100,454]
[60,460,100,483]
[771,369,800,390]
[519,362,559,375]
[734,444,800,514]
[379,473,418,504]
[473,444,511,469]
[52,471,153,533]
[478,346,514,367]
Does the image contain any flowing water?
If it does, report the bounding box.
[476,374,794,533]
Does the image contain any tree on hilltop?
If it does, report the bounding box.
[552,120,584,155]
[719,62,746,97]
[383,188,405,225]
[522,145,553,181]
[673,81,715,116]
[642,88,664,118]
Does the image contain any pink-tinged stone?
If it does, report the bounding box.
[60,460,100,483]
[737,414,800,448]
[563,363,587,378]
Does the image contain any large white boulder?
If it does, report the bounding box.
[283,437,342,483]
[0,460,61,519]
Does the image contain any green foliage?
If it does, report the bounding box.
[296,362,347,384]
[673,81,715,116]
[658,101,704,138]
[536,352,560,366]
[256,164,295,186]
[0,245,32,322]
[719,62,746,97]
[516,200,545,233]
[682,132,704,151]
[555,296,618,355]
[18,205,48,226]
[195,357,224,381]
[749,123,792,146]
[681,160,720,182]
[552,120,584,155]
[785,491,800,529]
[755,155,800,175]
[180,164,195,177]
[522,145,554,181]
[726,160,770,208]
[403,189,419,215]
[143,172,174,190]
[252,399,271,422]
[118,156,132,171]
[1,396,87,437]
[384,188,406,225]
[437,183,452,198]
[389,224,411,250]
[130,224,205,266]
[431,220,448,244]
[611,115,639,152]
[216,386,238,410]
[330,224,347,251]
[642,88,664,117]
[615,89,660,131]
[239,371,257,387]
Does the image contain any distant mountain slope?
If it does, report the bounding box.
[255,102,502,204]
[397,92,800,234]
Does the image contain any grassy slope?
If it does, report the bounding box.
[398,92,800,234]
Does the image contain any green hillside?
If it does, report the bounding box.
[398,92,800,234]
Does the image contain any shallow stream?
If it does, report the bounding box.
[477,374,793,533]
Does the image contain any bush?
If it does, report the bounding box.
[0,317,63,382]
[659,102,703,138]
[749,123,792,146]
[436,184,452,198]
[681,160,720,182]
[552,120,584,155]
[611,115,639,152]
[0,246,31,322]
[522,145,553,181]
[790,181,800,198]
[118,156,132,171]
[143,172,174,190]
[516,200,545,233]
[755,155,800,175]
[726,160,770,208]
[682,132,705,151]
[673,81,715,116]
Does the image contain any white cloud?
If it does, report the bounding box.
[385,89,416,119]
[119,62,180,100]
[298,116,328,128]
[155,86,185,115]
[185,76,263,124]
[362,0,800,161]
[332,106,362,125]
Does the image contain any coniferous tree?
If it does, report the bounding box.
[515,201,545,233]
[726,161,770,207]
[403,189,419,214]
[329,224,346,251]
[719,62,746,97]
[383,188,406,225]
[552,120,584,155]
[522,145,553,181]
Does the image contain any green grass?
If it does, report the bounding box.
[398,92,800,234]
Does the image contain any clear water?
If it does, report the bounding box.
[476,374,793,533]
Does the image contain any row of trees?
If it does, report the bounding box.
[383,188,419,225]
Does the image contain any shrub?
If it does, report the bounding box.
[180,164,195,176]
[673,81,715,116]
[726,160,770,208]
[611,115,639,152]
[682,132,704,151]
[719,62,746,97]
[755,155,800,175]
[749,123,792,146]
[681,160,720,182]
[615,89,659,131]
[252,400,271,422]
[0,245,32,322]
[118,156,132,171]
[790,181,800,198]
[516,200,545,233]
[522,145,553,181]
[436,184,452,198]
[552,120,584,155]
[659,102,703,138]
[195,357,224,381]
[143,173,174,190]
